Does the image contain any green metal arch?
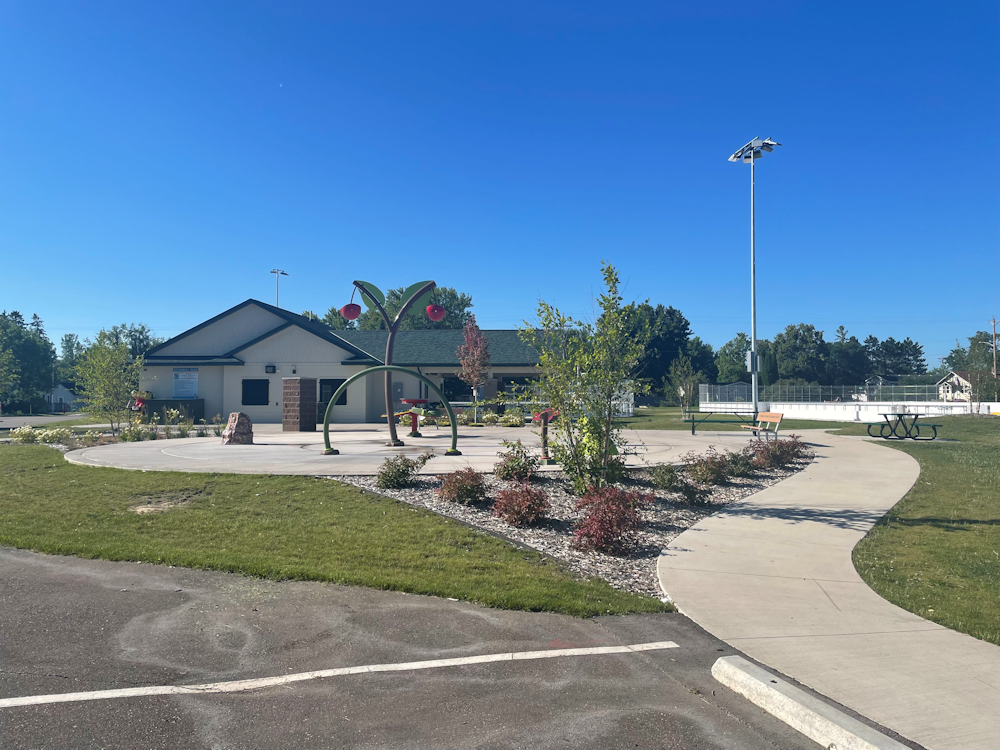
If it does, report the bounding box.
[322,365,461,455]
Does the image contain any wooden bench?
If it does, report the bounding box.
[741,412,783,441]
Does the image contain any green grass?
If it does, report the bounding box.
[619,406,854,432]
[849,416,1000,645]
[0,445,669,617]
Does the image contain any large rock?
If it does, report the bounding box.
[222,412,253,445]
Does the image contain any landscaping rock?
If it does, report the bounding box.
[222,413,253,445]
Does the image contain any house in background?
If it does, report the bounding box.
[937,370,972,402]
[140,299,540,424]
[47,382,83,413]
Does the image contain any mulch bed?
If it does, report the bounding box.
[333,456,813,599]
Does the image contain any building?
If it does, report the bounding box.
[47,382,83,413]
[937,370,972,402]
[140,299,540,423]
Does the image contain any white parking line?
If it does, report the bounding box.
[0,641,678,708]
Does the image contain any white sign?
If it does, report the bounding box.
[172,368,198,399]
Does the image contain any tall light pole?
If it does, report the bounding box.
[729,137,781,416]
[270,269,288,308]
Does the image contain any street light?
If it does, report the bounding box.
[728,137,781,416]
[270,269,289,308]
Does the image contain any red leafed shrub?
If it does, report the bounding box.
[492,483,550,527]
[436,468,488,504]
[571,487,653,554]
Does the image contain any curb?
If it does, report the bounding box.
[712,656,910,750]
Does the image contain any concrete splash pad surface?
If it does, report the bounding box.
[64,424,757,476]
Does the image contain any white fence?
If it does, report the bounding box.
[702,400,999,422]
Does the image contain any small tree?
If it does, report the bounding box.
[76,333,144,435]
[456,315,491,422]
[521,262,650,493]
[666,356,702,412]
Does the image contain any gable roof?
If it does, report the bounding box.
[143,300,539,368]
[936,370,972,385]
[144,300,380,364]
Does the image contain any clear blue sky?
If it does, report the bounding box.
[2,1,997,365]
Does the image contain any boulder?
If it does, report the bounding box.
[222,412,253,445]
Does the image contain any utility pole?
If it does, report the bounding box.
[991,316,997,379]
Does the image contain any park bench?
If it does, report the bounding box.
[741,412,783,442]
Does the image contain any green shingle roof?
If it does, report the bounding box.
[336,330,539,367]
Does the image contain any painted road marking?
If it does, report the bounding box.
[0,641,678,708]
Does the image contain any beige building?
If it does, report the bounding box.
[140,299,540,423]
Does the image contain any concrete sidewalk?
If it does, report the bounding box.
[64,426,755,476]
[657,430,1000,750]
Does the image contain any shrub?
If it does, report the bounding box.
[436,414,451,427]
[682,446,730,485]
[501,411,525,427]
[436,468,488,504]
[454,411,470,426]
[493,483,549,526]
[83,430,102,445]
[674,478,711,505]
[748,436,808,469]
[571,487,653,554]
[375,452,432,489]
[482,412,500,426]
[36,427,72,444]
[119,426,146,442]
[725,448,756,478]
[650,463,681,491]
[10,426,38,444]
[177,423,190,438]
[494,439,539,482]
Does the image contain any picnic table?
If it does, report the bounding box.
[683,409,757,435]
[867,412,939,441]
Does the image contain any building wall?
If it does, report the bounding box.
[224,326,368,423]
[154,305,285,357]
[140,365,225,419]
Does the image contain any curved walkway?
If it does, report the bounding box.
[657,430,1000,750]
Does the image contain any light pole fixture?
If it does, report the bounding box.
[728,136,781,417]
[270,269,289,308]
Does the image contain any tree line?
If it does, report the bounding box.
[0,313,162,414]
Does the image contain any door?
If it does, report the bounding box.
[318,378,347,421]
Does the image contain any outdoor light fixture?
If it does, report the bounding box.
[728,137,781,417]
[270,268,289,308]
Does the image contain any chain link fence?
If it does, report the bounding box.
[700,383,942,404]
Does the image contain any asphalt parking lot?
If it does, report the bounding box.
[0,547,819,750]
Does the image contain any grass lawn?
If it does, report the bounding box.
[847,416,1000,645]
[619,406,851,432]
[0,445,669,618]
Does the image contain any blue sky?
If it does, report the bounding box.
[1,1,997,365]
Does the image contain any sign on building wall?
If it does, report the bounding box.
[172,368,199,398]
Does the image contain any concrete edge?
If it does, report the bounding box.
[712,655,909,750]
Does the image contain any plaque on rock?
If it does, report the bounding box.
[222,412,254,445]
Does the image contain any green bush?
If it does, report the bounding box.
[675,478,711,505]
[375,452,433,489]
[10,426,38,444]
[725,448,756,478]
[436,415,451,427]
[682,447,730,485]
[495,439,539,482]
[454,411,470,426]
[436,468,488,504]
[482,412,500,426]
[650,463,681,491]
[501,412,525,427]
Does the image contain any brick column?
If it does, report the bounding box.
[282,377,317,432]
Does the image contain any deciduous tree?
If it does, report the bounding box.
[77,333,144,435]
[456,315,491,421]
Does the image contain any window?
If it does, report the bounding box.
[320,379,347,406]
[242,379,270,406]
